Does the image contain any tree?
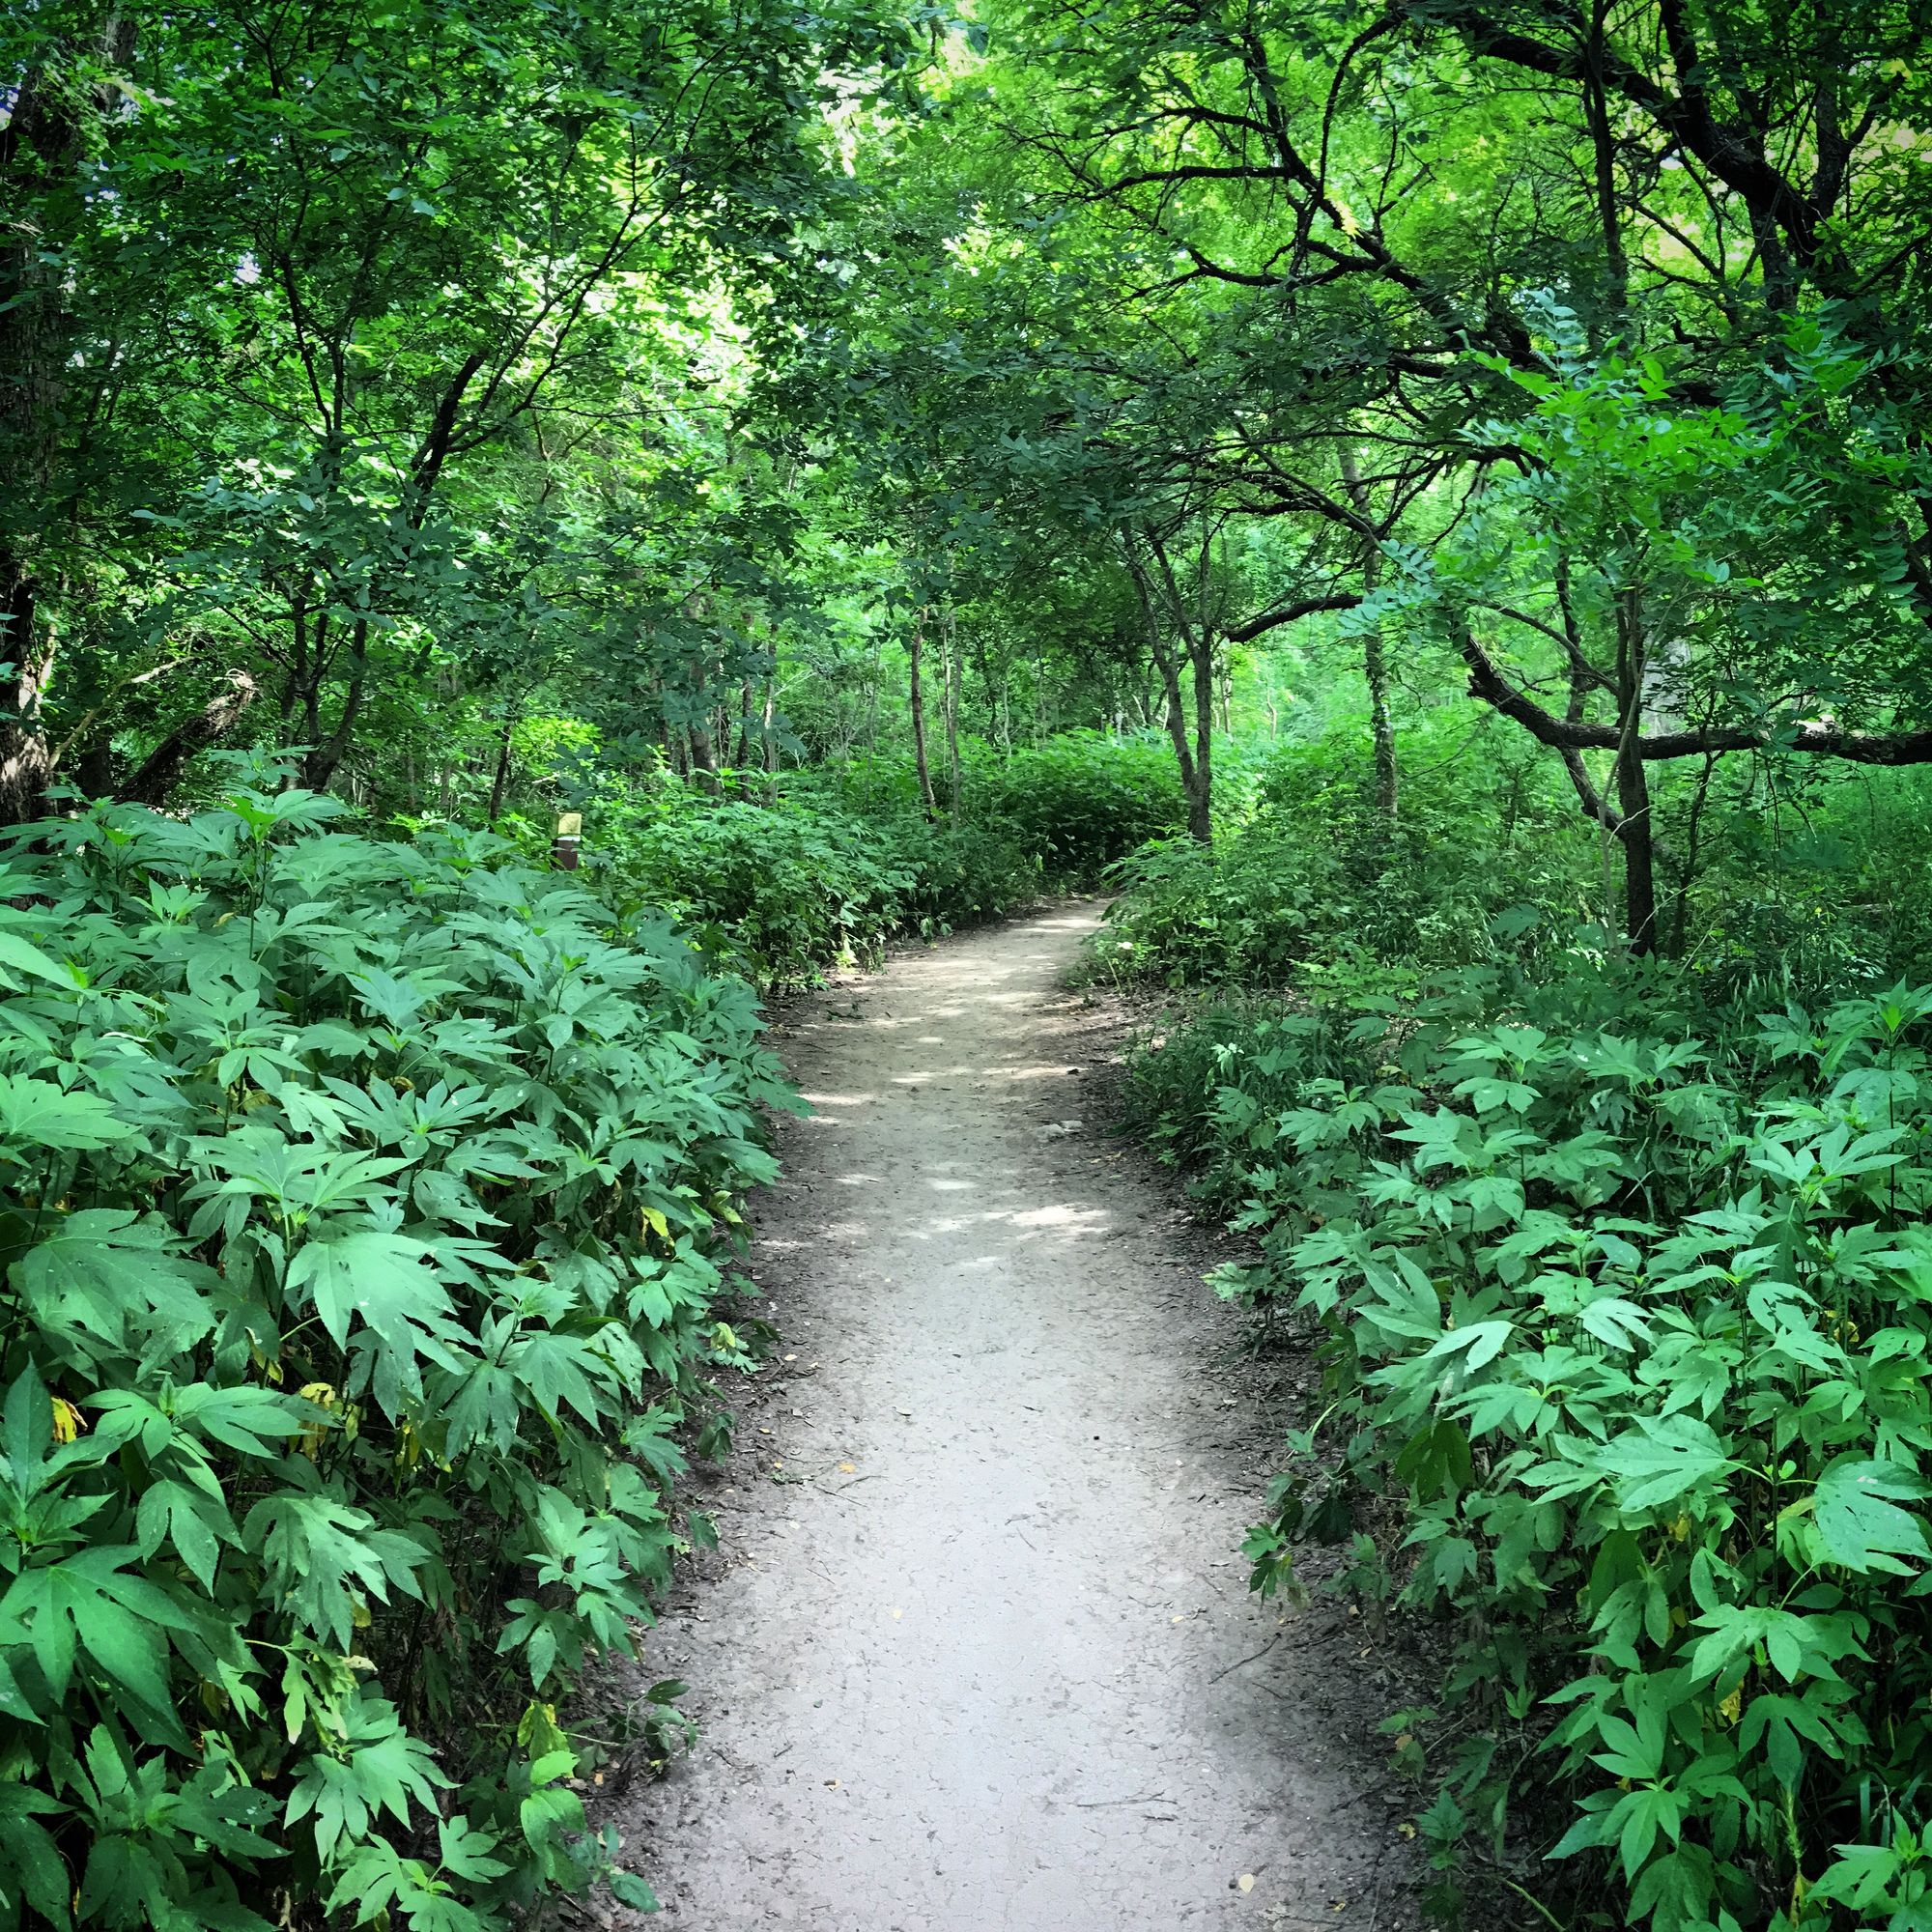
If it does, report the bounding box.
[0,0,911,819]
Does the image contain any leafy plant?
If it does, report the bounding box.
[0,767,794,1930]
[1127,953,1932,1929]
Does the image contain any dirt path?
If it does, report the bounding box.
[620,905,1412,1930]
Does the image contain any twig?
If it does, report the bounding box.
[1209,1634,1280,1683]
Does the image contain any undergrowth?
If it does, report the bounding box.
[586,730,1184,985]
[1117,743,1932,1930]
[0,766,792,1931]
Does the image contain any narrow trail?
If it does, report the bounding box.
[622,905,1411,1930]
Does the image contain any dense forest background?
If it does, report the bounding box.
[7,0,1932,1928]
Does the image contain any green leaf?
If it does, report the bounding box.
[14,1210,216,1369]
[286,1693,448,1861]
[0,1546,187,1735]
[0,1783,71,1924]
[1602,1416,1733,1513]
[286,1227,462,1414]
[0,929,85,992]
[0,1074,129,1152]
[1812,1457,1931,1575]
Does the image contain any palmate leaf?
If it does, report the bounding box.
[286,1692,449,1863]
[90,1383,313,1465]
[438,1350,523,1456]
[1417,1320,1514,1373]
[503,1328,620,1429]
[0,1073,129,1154]
[14,1210,217,1371]
[1600,1414,1735,1512]
[0,929,86,993]
[1577,1296,1653,1352]
[134,1480,239,1592]
[1811,1457,1932,1575]
[244,1483,429,1651]
[326,1839,494,1932]
[0,1545,188,1738]
[286,1227,467,1415]
[0,1781,71,1925]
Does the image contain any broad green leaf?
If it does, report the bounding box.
[0,1074,129,1153]
[1812,1458,1931,1575]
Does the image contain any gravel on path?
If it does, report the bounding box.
[615,902,1415,1931]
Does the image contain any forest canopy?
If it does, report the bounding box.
[7,0,1932,943]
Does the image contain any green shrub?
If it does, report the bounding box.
[1128,962,1932,1929]
[595,791,1040,985]
[1093,716,1596,989]
[577,731,1183,988]
[791,729,1186,885]
[0,774,791,1932]
[976,732,1185,881]
[1094,829,1333,986]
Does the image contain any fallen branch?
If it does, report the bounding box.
[117,670,260,807]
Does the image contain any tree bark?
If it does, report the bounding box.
[1123,526,1217,841]
[908,609,937,819]
[301,617,368,790]
[487,716,516,826]
[1341,450,1398,823]
[1122,535,1203,838]
[941,601,962,824]
[1189,625,1215,844]
[1612,593,1659,953]
[688,721,721,795]
[732,681,753,768]
[117,672,260,808]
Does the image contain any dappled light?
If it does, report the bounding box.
[631,907,1398,1928]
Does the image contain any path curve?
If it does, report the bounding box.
[622,904,1409,1930]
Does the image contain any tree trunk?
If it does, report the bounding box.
[733,682,753,767]
[1129,563,1197,808]
[908,609,936,819]
[941,602,962,824]
[1613,593,1659,953]
[1341,449,1398,823]
[118,673,260,808]
[1123,527,1214,842]
[1189,630,1215,843]
[487,717,516,826]
[689,721,721,796]
[0,595,57,825]
[302,618,368,791]
[73,738,115,799]
[1668,750,1719,956]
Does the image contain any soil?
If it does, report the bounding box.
[610,901,1419,1931]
